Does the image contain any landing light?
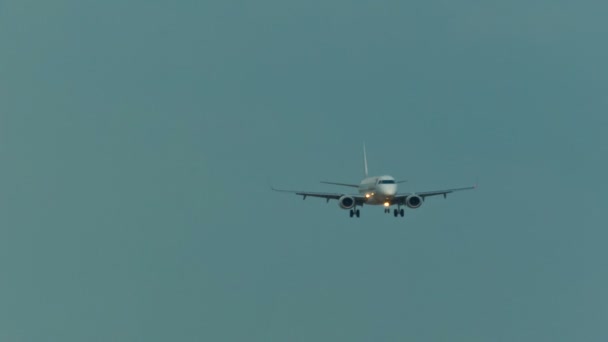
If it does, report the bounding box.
[383,202,390,207]
[365,194,370,198]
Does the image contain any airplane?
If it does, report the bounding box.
[272,144,476,218]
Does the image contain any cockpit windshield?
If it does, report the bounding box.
[378,179,395,184]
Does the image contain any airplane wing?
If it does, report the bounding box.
[392,185,476,204]
[271,186,366,204]
[320,181,359,188]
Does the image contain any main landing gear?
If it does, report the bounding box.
[349,209,360,218]
[386,206,405,217]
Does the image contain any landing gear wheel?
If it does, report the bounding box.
[356,209,360,218]
[349,210,354,218]
[400,209,405,217]
[393,209,398,217]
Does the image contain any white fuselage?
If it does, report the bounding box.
[358,175,397,205]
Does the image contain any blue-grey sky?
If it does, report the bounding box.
[1,0,607,340]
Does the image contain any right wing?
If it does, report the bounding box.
[320,181,360,188]
[271,186,366,204]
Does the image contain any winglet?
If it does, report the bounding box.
[270,184,288,192]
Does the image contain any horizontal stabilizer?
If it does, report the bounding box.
[320,181,359,188]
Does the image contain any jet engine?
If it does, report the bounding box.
[406,195,423,208]
[338,196,356,209]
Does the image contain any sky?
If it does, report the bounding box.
[1,0,607,340]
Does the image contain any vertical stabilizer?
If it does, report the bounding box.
[363,143,369,177]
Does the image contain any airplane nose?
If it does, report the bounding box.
[380,185,397,196]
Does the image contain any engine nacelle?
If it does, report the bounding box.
[406,195,423,209]
[338,196,356,209]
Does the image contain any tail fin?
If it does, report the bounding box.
[363,143,368,177]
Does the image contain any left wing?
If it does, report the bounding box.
[392,185,476,204]
[271,186,366,204]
